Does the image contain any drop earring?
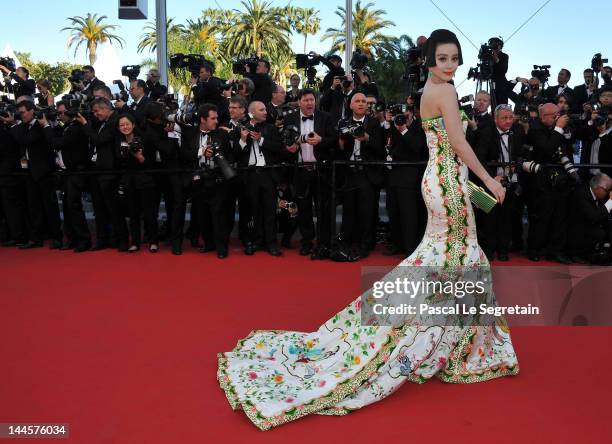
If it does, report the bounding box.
[428,71,433,78]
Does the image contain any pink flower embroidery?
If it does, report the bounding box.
[414,258,423,265]
[248,372,258,380]
[318,380,326,387]
[355,300,363,311]
[439,357,447,367]
[285,397,294,403]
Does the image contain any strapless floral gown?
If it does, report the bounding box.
[217,111,519,430]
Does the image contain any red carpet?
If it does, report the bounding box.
[1,244,610,443]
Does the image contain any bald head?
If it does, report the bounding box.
[350,93,368,118]
[248,100,267,123]
[539,103,559,128]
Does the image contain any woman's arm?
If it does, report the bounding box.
[437,84,505,203]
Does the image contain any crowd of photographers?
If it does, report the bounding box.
[0,42,611,264]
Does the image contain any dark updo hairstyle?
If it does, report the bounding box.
[424,29,463,68]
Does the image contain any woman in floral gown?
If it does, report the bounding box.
[217,29,519,430]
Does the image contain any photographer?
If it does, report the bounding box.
[583,86,612,177]
[193,62,223,107]
[384,106,427,256]
[116,79,150,127]
[236,77,255,102]
[573,69,598,114]
[567,173,612,264]
[509,77,546,110]
[320,74,355,123]
[337,92,384,258]
[145,69,167,101]
[544,69,574,102]
[81,66,105,98]
[466,91,494,146]
[10,100,62,249]
[244,59,274,104]
[0,65,36,100]
[354,70,379,98]
[315,54,345,93]
[282,88,336,258]
[219,96,250,248]
[477,104,526,260]
[236,101,282,256]
[75,97,129,252]
[525,102,574,263]
[44,101,91,252]
[182,104,234,259]
[0,111,27,246]
[266,84,286,126]
[489,37,509,105]
[35,79,54,107]
[285,74,302,105]
[140,102,185,255]
[117,113,158,253]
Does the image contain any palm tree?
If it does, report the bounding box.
[220,0,292,58]
[137,18,184,54]
[293,8,321,53]
[267,47,296,86]
[321,0,394,57]
[61,13,125,65]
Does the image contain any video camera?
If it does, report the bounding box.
[121,65,141,81]
[0,57,16,72]
[0,97,16,118]
[403,46,424,96]
[170,53,211,75]
[296,52,320,86]
[531,65,551,86]
[232,56,260,75]
[111,80,130,102]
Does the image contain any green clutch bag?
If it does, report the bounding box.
[467,181,498,213]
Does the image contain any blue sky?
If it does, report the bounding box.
[3,0,610,96]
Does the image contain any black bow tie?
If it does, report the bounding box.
[201,131,210,135]
[302,115,314,121]
[351,119,363,125]
[500,131,511,136]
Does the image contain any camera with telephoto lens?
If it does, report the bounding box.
[268,105,299,124]
[296,52,320,86]
[387,104,408,126]
[515,145,542,174]
[591,103,610,127]
[119,136,144,159]
[531,65,551,85]
[280,125,300,147]
[208,140,236,180]
[232,56,260,75]
[170,53,211,75]
[555,146,580,183]
[350,49,369,70]
[68,69,85,84]
[163,109,199,126]
[591,53,608,73]
[121,65,141,81]
[0,57,16,72]
[339,120,365,139]
[33,106,58,121]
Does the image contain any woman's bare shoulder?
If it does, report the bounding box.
[421,83,456,118]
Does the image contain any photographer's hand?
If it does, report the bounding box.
[75,113,87,126]
[0,65,10,75]
[286,143,298,153]
[355,132,370,142]
[204,146,214,158]
[249,131,262,141]
[306,132,322,146]
[163,122,175,133]
[278,199,288,209]
[556,114,569,129]
[467,118,478,131]
[385,111,393,122]
[134,150,145,163]
[0,114,15,125]
[240,127,249,143]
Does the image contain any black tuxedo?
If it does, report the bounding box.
[320,88,355,124]
[81,112,128,248]
[478,123,526,254]
[282,110,337,247]
[568,183,611,258]
[572,84,594,113]
[338,115,385,252]
[146,80,167,100]
[182,127,234,252]
[385,121,427,254]
[525,122,570,257]
[0,124,26,242]
[82,77,105,98]
[10,120,61,243]
[46,121,91,246]
[193,76,223,106]
[492,51,509,104]
[245,73,274,104]
[8,73,36,98]
[236,122,282,248]
[544,84,574,102]
[123,96,151,128]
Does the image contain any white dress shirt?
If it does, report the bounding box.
[299,112,316,163]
